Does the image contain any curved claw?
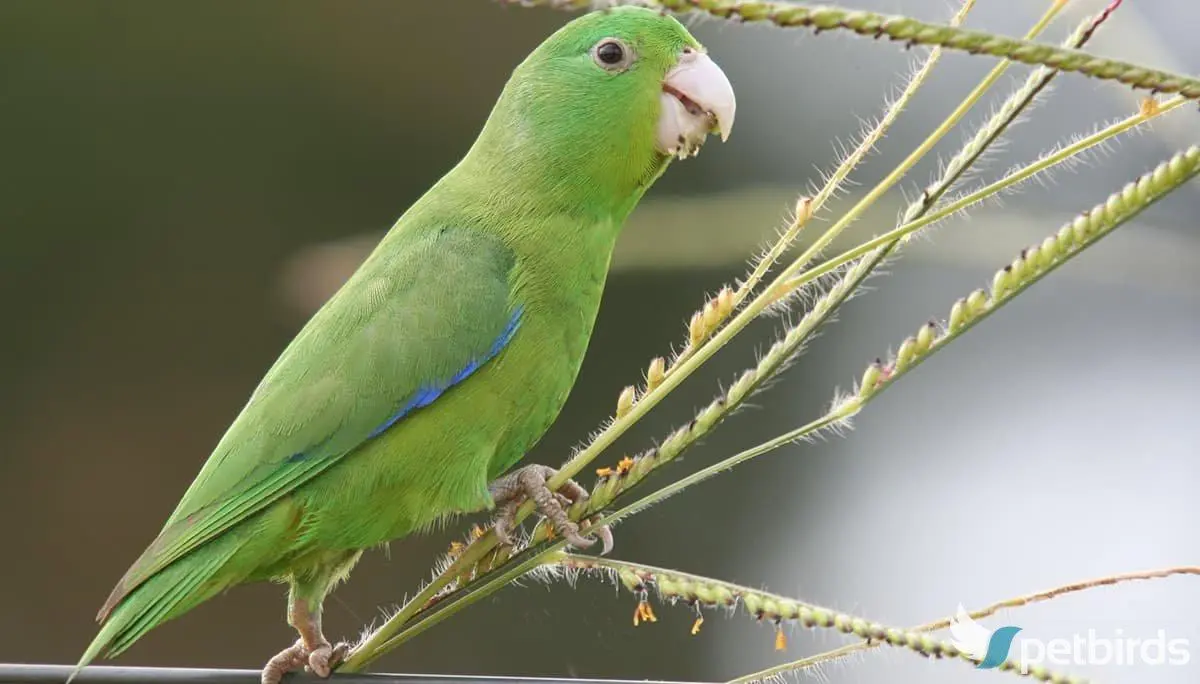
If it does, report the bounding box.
[584,516,615,556]
[306,642,349,678]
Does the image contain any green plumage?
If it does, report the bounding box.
[78,7,710,673]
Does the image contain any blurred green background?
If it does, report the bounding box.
[3,1,1199,682]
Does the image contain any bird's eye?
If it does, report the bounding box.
[591,38,633,71]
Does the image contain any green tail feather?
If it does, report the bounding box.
[71,538,245,683]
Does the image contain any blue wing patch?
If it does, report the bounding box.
[367,306,524,439]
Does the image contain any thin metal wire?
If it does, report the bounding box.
[0,665,708,684]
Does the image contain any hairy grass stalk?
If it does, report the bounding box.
[572,146,1199,557]
[732,0,979,307]
[734,0,988,306]
[842,144,1200,411]
[556,554,1098,684]
[516,0,1200,100]
[730,0,1126,416]
[777,95,1186,298]
[753,0,1066,296]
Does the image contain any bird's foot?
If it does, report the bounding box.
[488,464,613,554]
[261,638,350,684]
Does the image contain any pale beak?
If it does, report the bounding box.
[656,49,736,159]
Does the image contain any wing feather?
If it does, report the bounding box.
[99,225,519,620]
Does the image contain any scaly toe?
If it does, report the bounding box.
[261,640,307,684]
[490,500,519,546]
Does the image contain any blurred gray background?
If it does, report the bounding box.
[2,1,1198,683]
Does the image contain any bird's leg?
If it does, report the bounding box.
[261,559,359,684]
[488,464,613,554]
[262,598,349,684]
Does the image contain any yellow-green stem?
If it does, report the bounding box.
[776,0,1064,283]
[780,96,1186,297]
[731,0,977,307]
[517,0,1200,100]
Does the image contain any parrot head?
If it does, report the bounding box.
[473,6,736,201]
[526,5,736,160]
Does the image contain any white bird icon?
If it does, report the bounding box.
[949,603,993,661]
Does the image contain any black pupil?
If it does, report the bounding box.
[597,42,624,65]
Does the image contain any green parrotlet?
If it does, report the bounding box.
[77,7,735,683]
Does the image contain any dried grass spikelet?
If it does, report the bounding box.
[646,357,666,390]
[615,385,637,418]
[686,287,735,349]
